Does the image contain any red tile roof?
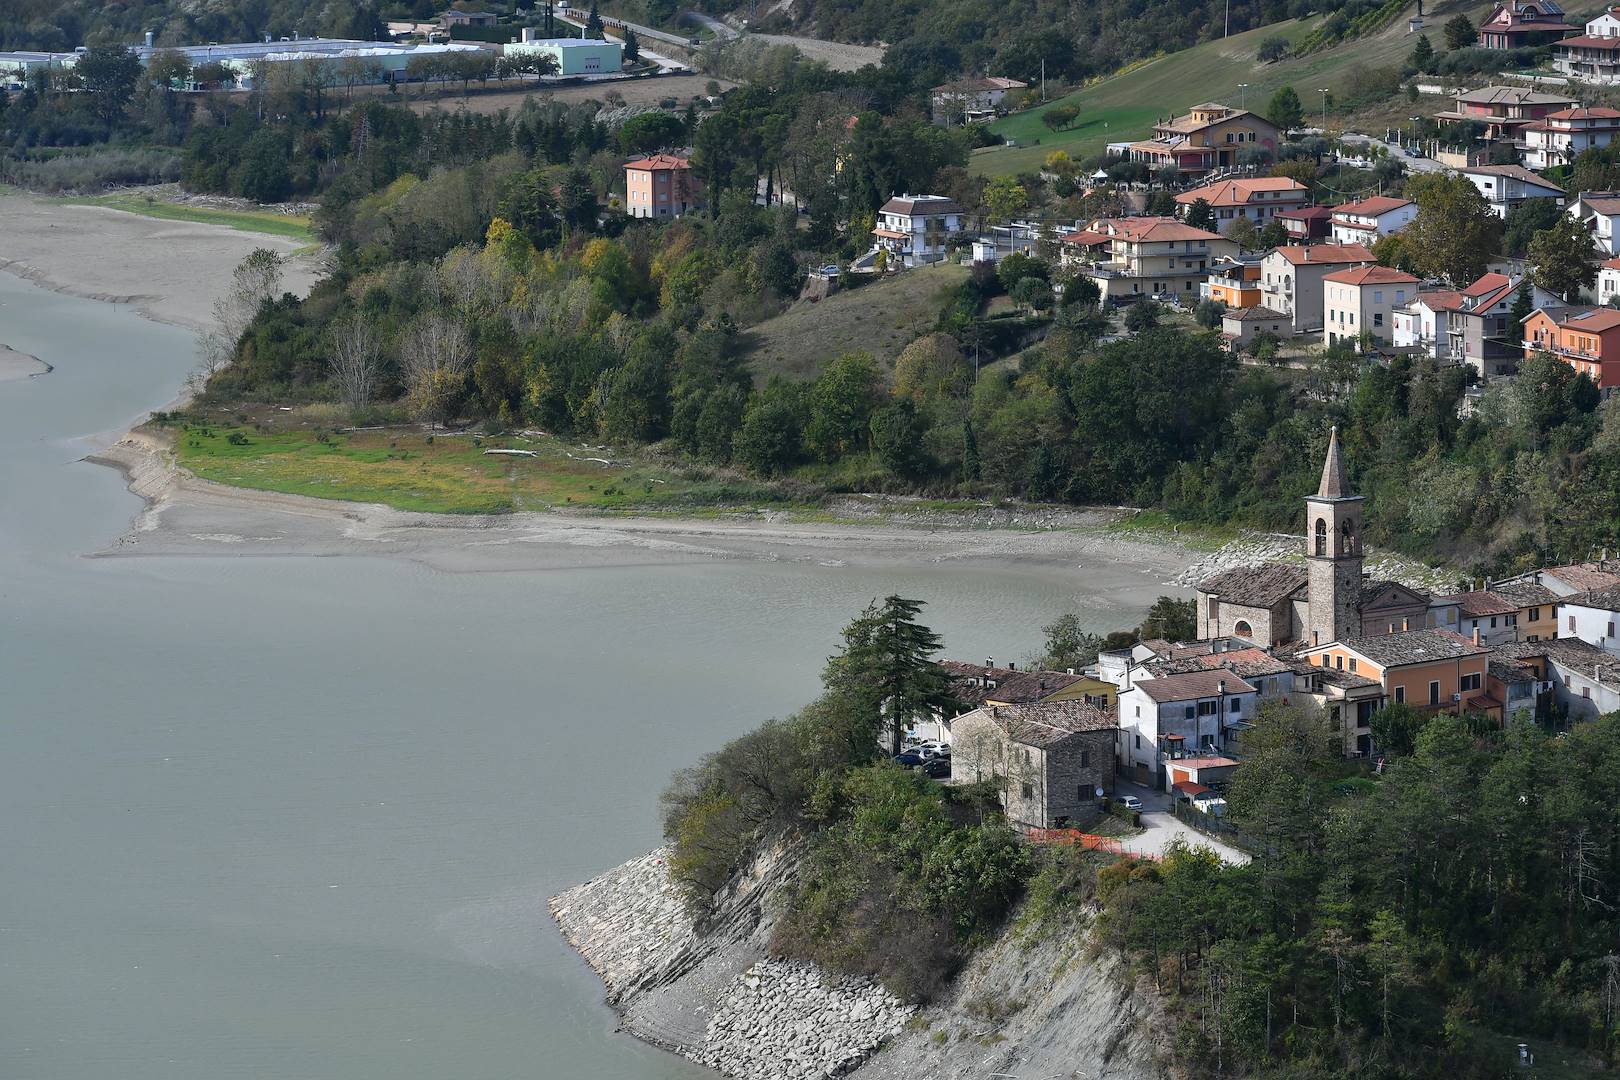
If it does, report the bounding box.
[1174,177,1308,207]
[1322,265,1421,286]
[625,153,691,171]
[1270,243,1374,266]
[1333,196,1414,218]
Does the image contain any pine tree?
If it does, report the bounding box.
[1266,86,1303,131]
[1185,197,1217,232]
[1510,281,1535,328]
[823,597,955,758]
[586,1,605,38]
[1444,13,1476,50]
[622,27,640,63]
[1409,33,1436,72]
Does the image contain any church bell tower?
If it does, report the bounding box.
[1305,426,1363,646]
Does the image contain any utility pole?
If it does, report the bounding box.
[1318,88,1330,132]
[1041,58,1046,102]
[1225,0,1231,37]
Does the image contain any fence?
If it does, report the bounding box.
[1025,828,1159,860]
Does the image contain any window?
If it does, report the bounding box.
[1349,658,1358,673]
[1135,705,1140,717]
[1374,313,1384,327]
[1336,655,1344,670]
[1610,620,1617,637]
[1315,518,1327,556]
[1234,619,1252,637]
[1229,698,1241,713]
[1021,782,1034,799]
[1134,733,1141,749]
[1429,680,1441,705]
[1198,701,1218,716]
[1584,686,1592,699]
[1185,705,1197,719]
[1395,685,1405,703]
[1374,290,1384,304]
[1461,672,1481,692]
[1570,614,1577,632]
[1080,750,1091,768]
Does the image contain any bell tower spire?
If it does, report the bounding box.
[1305,426,1364,646]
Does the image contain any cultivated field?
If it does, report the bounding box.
[741,262,969,381]
[972,0,1494,175]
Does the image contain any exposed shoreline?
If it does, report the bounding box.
[0,342,51,381]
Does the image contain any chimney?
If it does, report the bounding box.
[1473,626,1481,646]
[1302,246,1309,262]
[1067,667,1076,675]
[986,656,994,669]
[1403,616,1410,631]
[1218,679,1227,694]
[1008,661,1016,671]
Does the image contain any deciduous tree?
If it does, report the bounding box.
[1403,172,1501,285]
[1530,212,1598,301]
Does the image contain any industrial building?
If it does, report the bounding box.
[0,51,78,86]
[503,34,623,76]
[130,38,488,88]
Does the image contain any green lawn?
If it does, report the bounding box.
[971,0,1493,176]
[171,422,754,515]
[66,194,315,242]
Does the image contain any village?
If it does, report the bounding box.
[900,429,1620,855]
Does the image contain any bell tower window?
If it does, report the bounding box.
[1315,518,1327,556]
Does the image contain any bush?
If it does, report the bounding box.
[1,147,181,193]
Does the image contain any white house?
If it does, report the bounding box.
[1394,273,1559,373]
[1329,196,1416,245]
[1323,264,1419,349]
[1553,8,1620,85]
[1257,243,1375,336]
[1601,257,1620,303]
[871,194,964,268]
[1459,164,1567,217]
[1116,670,1259,790]
[1523,107,1620,168]
[1567,191,1620,255]
[1559,586,1620,654]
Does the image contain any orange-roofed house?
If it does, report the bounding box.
[1523,106,1620,167]
[1073,217,1237,302]
[1173,177,1310,234]
[1258,244,1375,336]
[1601,256,1620,304]
[1201,255,1263,307]
[1122,102,1281,178]
[624,153,704,220]
[1323,264,1419,350]
[1394,272,1560,375]
[1552,7,1620,82]
[1329,196,1416,244]
[1522,305,1620,394]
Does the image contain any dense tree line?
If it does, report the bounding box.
[1102,706,1620,1077]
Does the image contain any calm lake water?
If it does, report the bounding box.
[0,271,1153,1080]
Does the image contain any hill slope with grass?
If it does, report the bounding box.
[971,0,1493,176]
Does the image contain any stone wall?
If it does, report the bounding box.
[551,847,915,1079]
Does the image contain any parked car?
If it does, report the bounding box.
[916,741,950,759]
[892,752,926,768]
[920,758,951,779]
[1404,147,1421,158]
[1115,794,1143,811]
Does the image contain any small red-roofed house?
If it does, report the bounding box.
[624,153,704,220]
[1322,264,1420,350]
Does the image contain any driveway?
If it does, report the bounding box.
[1122,812,1251,866]
[1112,777,1251,866]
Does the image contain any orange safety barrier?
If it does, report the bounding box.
[1025,828,1157,859]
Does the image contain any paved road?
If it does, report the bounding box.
[1335,132,1450,174]
[683,11,739,39]
[1112,777,1251,866]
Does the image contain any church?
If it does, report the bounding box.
[1194,428,1431,648]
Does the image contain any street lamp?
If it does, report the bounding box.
[1318,88,1330,131]
[1237,82,1248,110]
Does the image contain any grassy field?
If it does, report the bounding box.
[971,0,1493,176]
[65,194,315,241]
[169,416,784,515]
[741,262,969,381]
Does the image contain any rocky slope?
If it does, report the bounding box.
[551,848,1170,1080]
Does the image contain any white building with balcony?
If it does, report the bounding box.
[1458,163,1567,216]
[1328,197,1416,245]
[1067,217,1238,303]
[1116,670,1258,790]
[870,194,964,268]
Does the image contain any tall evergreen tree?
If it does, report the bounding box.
[1266,86,1303,131]
[1408,32,1436,72]
[823,596,955,758]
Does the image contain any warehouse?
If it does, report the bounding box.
[503,35,623,76]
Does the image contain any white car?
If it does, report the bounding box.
[1115,795,1143,811]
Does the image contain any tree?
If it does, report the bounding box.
[1228,215,1261,251]
[1138,596,1195,641]
[145,49,192,99]
[75,44,142,124]
[1444,13,1476,50]
[1041,104,1079,132]
[327,315,384,416]
[1124,299,1159,333]
[618,110,686,154]
[1266,86,1303,131]
[1036,613,1103,671]
[823,596,955,757]
[202,248,284,368]
[586,1,605,38]
[806,352,881,462]
[1501,196,1564,257]
[400,313,472,427]
[1194,298,1225,328]
[1408,33,1436,73]
[1530,212,1598,301]
[622,27,640,63]
[871,400,932,478]
[1403,172,1501,285]
[1370,701,1430,757]
[1257,35,1290,62]
[1185,197,1217,232]
[733,378,805,475]
[1510,280,1536,329]
[984,175,1028,223]
[1010,276,1054,313]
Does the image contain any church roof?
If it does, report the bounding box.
[1196,563,1308,607]
[1315,425,1350,499]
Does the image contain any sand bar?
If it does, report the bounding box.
[0,343,50,381]
[0,192,320,331]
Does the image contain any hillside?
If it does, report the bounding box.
[972,0,1494,175]
[740,263,968,381]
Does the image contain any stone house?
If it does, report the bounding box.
[950,701,1118,830]
[1492,637,1620,720]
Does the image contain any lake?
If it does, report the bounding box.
[0,270,1158,1080]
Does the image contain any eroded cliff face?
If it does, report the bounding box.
[551,848,1170,1080]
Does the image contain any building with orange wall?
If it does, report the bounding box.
[1299,628,1496,720]
[1202,256,1263,308]
[1522,306,1620,395]
[624,153,704,220]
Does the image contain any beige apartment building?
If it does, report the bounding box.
[1323,264,1420,349]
